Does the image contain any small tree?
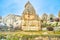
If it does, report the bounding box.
[49,14,55,21]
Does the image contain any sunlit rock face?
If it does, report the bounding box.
[3,14,21,28]
[21,1,42,31]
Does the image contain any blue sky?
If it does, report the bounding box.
[0,0,60,17]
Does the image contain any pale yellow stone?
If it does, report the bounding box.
[21,1,42,31]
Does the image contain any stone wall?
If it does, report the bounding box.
[34,36,60,40]
[22,35,60,40]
